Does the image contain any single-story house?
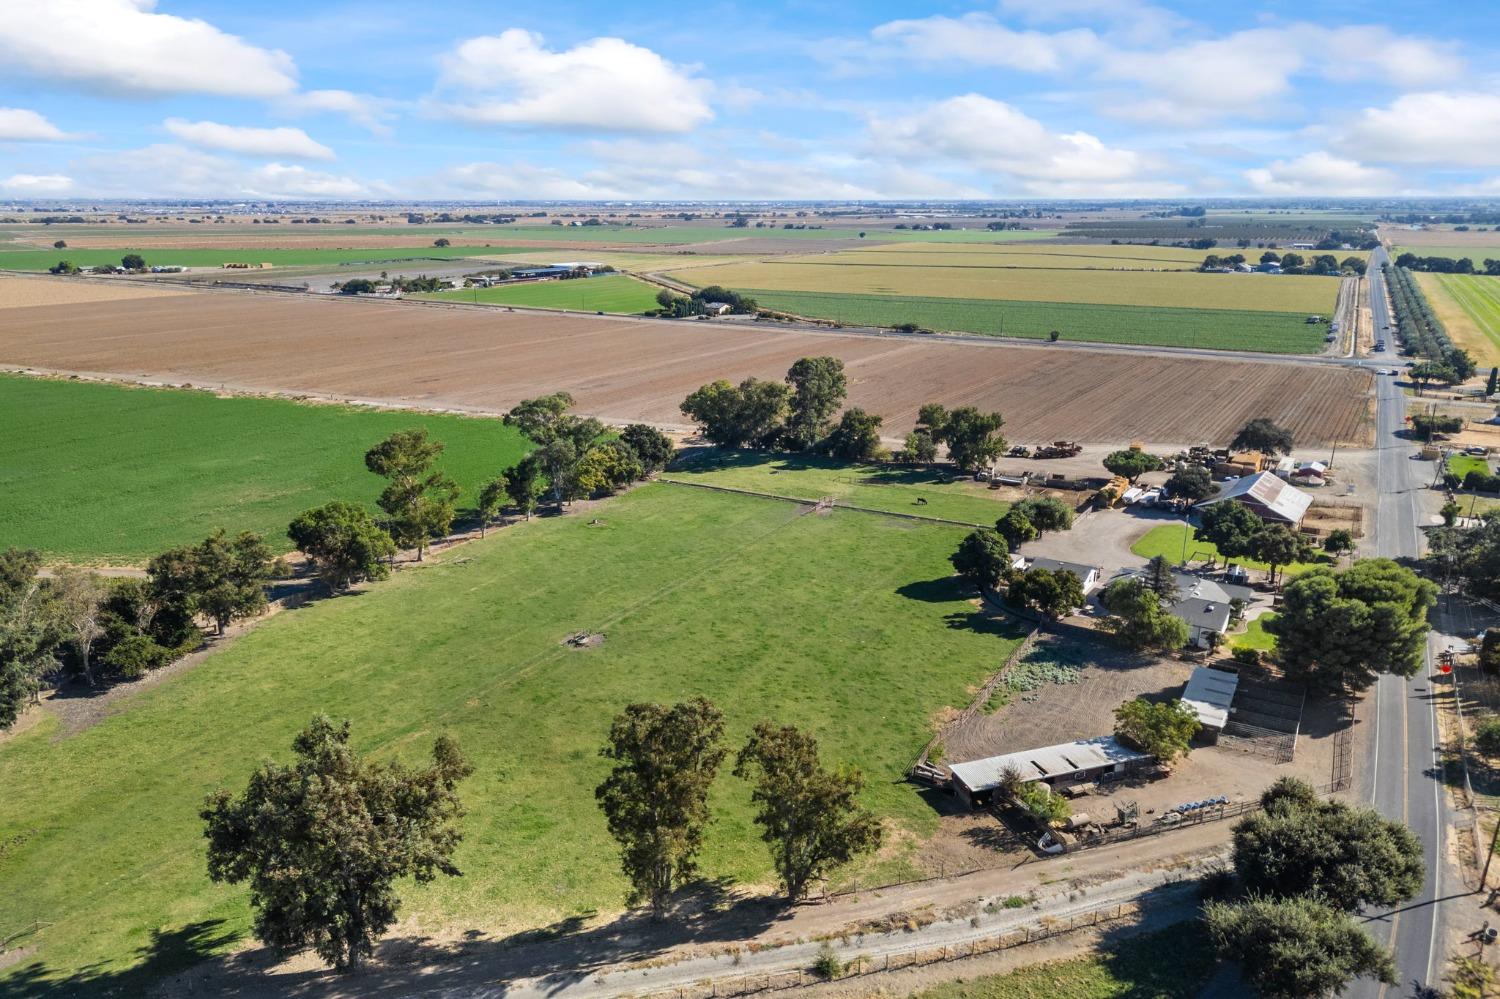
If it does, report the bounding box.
[1181,666,1240,741]
[948,736,1153,808]
[701,301,733,316]
[1195,471,1312,527]
[1011,555,1102,593]
[1117,568,1255,648]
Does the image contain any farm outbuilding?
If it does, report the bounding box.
[1181,666,1240,742]
[1011,555,1102,593]
[948,736,1153,809]
[1195,471,1312,526]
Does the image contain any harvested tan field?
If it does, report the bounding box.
[0,275,194,309]
[0,291,1374,446]
[22,234,534,251]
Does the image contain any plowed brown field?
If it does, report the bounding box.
[0,291,1373,445]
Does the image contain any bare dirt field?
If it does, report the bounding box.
[0,275,194,309]
[0,289,1374,445]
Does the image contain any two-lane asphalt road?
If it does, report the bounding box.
[1350,246,1450,997]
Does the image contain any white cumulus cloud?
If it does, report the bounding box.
[75,144,366,198]
[278,89,395,135]
[1334,91,1500,168]
[0,174,75,194]
[1245,152,1397,196]
[870,15,1101,72]
[0,0,297,97]
[0,108,72,142]
[435,29,713,132]
[163,118,334,160]
[865,94,1178,196]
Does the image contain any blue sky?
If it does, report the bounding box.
[0,0,1496,200]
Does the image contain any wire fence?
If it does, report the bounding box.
[634,899,1157,999]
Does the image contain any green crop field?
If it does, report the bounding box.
[666,452,1012,524]
[0,483,1023,991]
[830,242,1365,271]
[414,274,662,313]
[1395,244,1500,260]
[670,259,1341,314]
[1422,273,1500,364]
[0,375,530,562]
[0,245,525,272]
[747,290,1326,353]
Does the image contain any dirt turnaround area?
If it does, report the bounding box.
[0,288,1374,445]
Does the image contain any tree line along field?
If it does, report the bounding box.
[0,483,1025,989]
[0,374,530,562]
[746,290,1327,353]
[0,244,528,271]
[1414,272,1500,366]
[413,273,663,313]
[0,290,1375,446]
[665,257,1342,314]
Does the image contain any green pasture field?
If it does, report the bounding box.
[0,245,525,272]
[747,290,1326,353]
[413,274,662,313]
[1131,523,1330,576]
[666,452,1013,525]
[913,924,1216,999]
[0,374,530,562]
[669,259,1341,314]
[0,483,1024,991]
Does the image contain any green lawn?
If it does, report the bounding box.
[666,451,1012,525]
[1449,452,1491,481]
[747,290,1326,354]
[414,273,662,313]
[0,374,530,562]
[0,245,524,271]
[0,483,1024,991]
[1130,524,1330,576]
[1231,614,1278,651]
[912,923,1217,999]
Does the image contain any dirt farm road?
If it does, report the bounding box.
[160,831,1236,999]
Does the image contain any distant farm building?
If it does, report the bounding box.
[948,736,1153,808]
[1195,471,1311,527]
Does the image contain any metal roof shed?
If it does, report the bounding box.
[1182,666,1240,731]
[948,736,1152,808]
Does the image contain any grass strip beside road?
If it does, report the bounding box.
[911,923,1217,999]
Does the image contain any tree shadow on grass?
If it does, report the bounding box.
[3,919,238,999]
[896,576,972,603]
[944,610,1031,641]
[98,879,788,999]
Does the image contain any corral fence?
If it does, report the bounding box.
[633,898,1162,999]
